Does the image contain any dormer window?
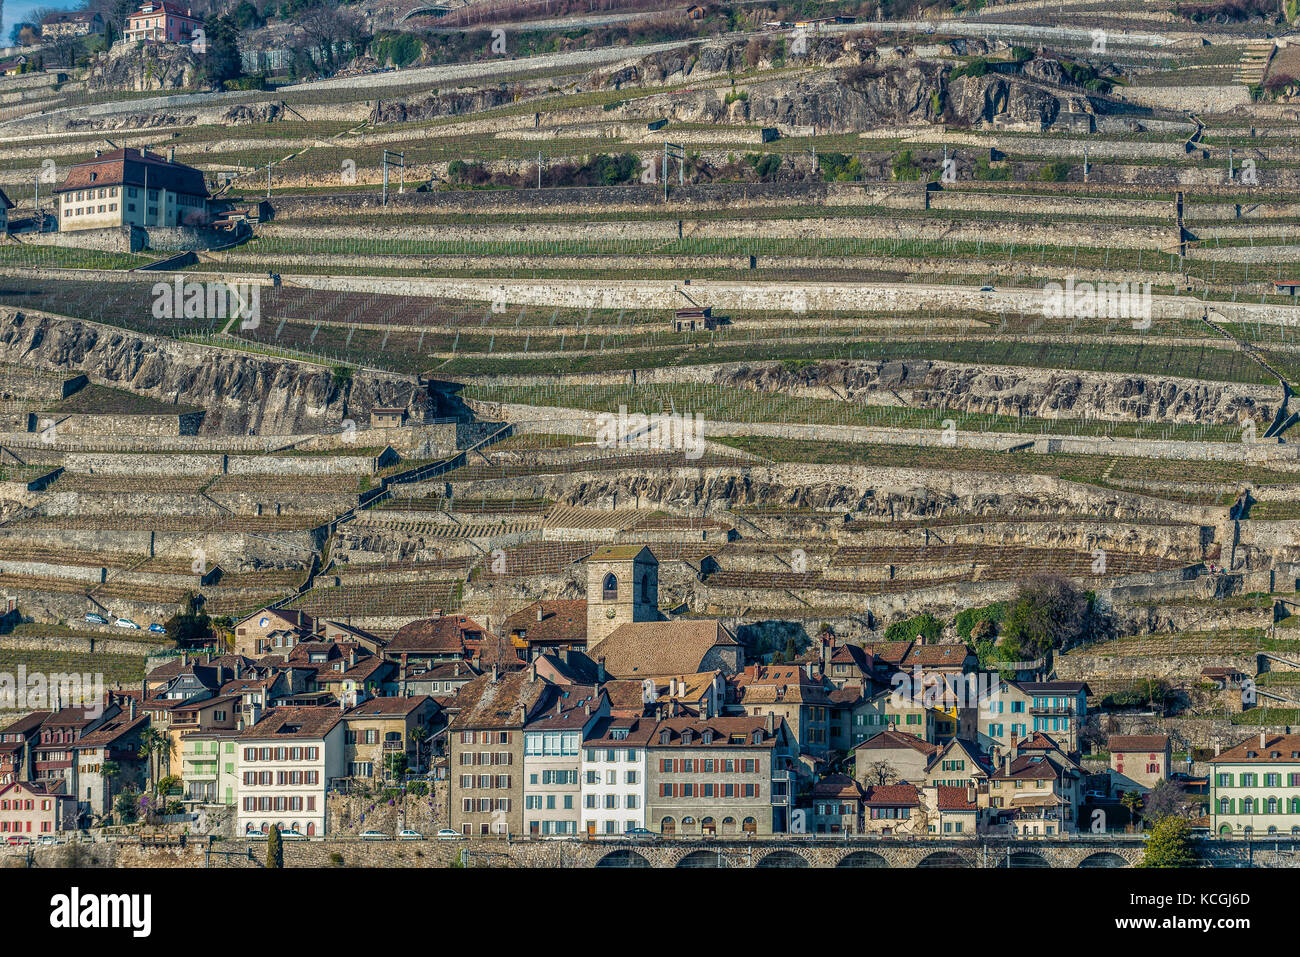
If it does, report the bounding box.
[681,729,693,745]
[1247,751,1258,758]
[659,730,671,744]
[701,730,713,745]
[751,731,762,744]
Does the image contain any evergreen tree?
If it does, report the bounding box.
[266,824,284,868]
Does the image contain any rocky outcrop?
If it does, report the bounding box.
[222,102,287,125]
[0,309,436,435]
[65,111,198,132]
[370,87,514,124]
[712,359,1276,426]
[86,42,204,93]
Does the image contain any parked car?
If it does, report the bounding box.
[281,829,307,840]
[148,623,166,634]
[359,830,390,841]
[36,835,60,846]
[4,835,31,846]
[84,613,108,625]
[1083,789,1109,801]
[436,828,465,840]
[979,285,995,292]
[114,618,140,630]
[398,829,423,841]
[623,827,656,840]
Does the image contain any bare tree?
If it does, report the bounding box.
[865,759,900,786]
[298,5,367,73]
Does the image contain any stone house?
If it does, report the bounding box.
[342,695,441,780]
[448,666,554,836]
[1108,734,1170,793]
[644,714,797,838]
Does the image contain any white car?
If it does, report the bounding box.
[436,828,465,841]
[398,829,423,841]
[114,618,140,630]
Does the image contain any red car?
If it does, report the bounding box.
[4,836,32,846]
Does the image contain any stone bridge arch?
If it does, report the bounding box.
[913,849,972,868]
[754,849,810,868]
[674,848,734,867]
[835,850,889,868]
[594,848,652,868]
[1077,851,1130,868]
[994,850,1052,868]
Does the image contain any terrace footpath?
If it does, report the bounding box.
[480,399,1300,468]
[284,276,1300,328]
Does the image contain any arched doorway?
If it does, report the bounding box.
[742,817,757,836]
[660,817,676,836]
[701,817,716,837]
[721,816,738,836]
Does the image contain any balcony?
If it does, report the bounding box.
[1029,705,1076,716]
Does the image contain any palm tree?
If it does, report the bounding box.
[408,726,430,774]
[137,728,173,794]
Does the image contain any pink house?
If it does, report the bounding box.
[0,780,76,837]
[123,2,201,45]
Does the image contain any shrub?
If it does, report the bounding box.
[884,613,943,644]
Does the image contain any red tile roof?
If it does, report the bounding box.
[56,147,207,197]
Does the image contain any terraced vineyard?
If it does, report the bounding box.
[4,0,1300,806]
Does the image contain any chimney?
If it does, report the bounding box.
[670,678,679,697]
[1004,754,1011,775]
[128,698,136,721]
[805,661,814,680]
[1261,730,1267,748]
[530,662,537,682]
[492,663,499,682]
[765,711,774,735]
[597,656,606,683]
[584,703,591,717]
[1215,741,1221,756]
[966,783,976,805]
[916,631,925,646]
[536,606,544,623]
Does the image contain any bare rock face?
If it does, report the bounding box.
[223,102,286,125]
[371,87,514,124]
[87,42,204,93]
[0,310,433,436]
[713,359,1276,426]
[66,111,197,132]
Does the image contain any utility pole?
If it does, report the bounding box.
[538,151,542,189]
[663,142,684,202]
[382,150,405,204]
